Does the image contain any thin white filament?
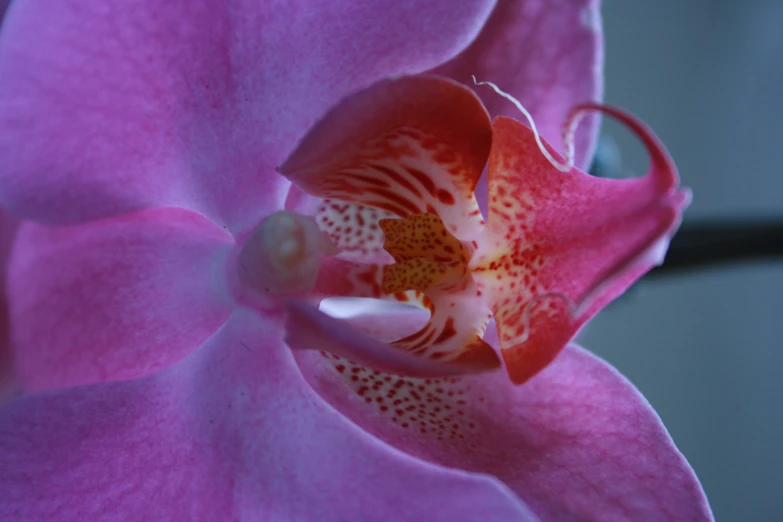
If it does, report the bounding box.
[472,76,574,173]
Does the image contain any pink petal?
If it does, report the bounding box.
[0,311,536,521]
[432,0,604,172]
[280,75,491,240]
[476,109,687,384]
[8,208,234,392]
[0,1,496,230]
[296,311,713,522]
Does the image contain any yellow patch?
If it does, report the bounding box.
[379,213,469,293]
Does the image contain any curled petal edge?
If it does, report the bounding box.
[480,99,689,384]
[284,301,501,378]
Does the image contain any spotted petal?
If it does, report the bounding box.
[279,75,491,241]
[280,76,502,371]
[473,106,688,384]
[295,311,713,522]
[0,311,535,521]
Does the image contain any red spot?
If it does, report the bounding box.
[406,328,436,350]
[344,172,391,188]
[396,324,430,343]
[405,166,436,196]
[437,189,455,205]
[433,317,457,344]
[371,188,421,215]
[369,201,411,218]
[370,163,424,199]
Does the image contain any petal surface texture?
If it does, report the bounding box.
[477,113,686,384]
[296,311,713,522]
[433,0,604,171]
[0,0,495,230]
[0,311,537,522]
[8,207,234,392]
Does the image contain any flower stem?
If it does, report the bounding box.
[649,218,783,277]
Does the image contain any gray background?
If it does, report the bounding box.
[583,2,783,521]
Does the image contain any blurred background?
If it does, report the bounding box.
[583,2,783,521]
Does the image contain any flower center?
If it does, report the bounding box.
[379,213,471,294]
[239,211,337,296]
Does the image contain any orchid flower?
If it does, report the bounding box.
[0,1,712,521]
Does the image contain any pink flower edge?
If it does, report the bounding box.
[0,310,538,521]
[295,308,714,521]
